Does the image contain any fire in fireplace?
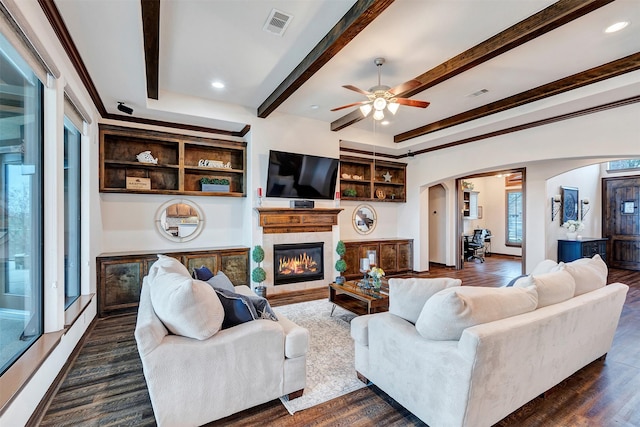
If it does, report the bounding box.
[273,242,324,285]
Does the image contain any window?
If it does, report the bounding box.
[64,117,81,308]
[0,32,44,375]
[608,159,640,171]
[506,190,522,247]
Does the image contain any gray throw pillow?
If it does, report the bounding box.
[206,271,236,292]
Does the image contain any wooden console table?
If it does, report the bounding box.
[96,246,249,317]
[328,281,389,316]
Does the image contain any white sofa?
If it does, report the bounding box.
[351,255,628,427]
[135,255,309,427]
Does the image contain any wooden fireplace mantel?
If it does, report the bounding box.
[256,207,343,234]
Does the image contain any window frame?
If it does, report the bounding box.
[505,189,523,247]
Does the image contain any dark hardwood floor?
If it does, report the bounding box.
[36,255,640,426]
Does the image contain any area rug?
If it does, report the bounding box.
[275,299,367,414]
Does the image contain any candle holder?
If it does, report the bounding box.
[359,257,371,288]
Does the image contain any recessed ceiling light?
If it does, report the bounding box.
[381,120,390,126]
[310,105,319,110]
[211,81,225,89]
[605,21,629,33]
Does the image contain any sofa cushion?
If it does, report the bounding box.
[513,269,576,307]
[563,254,608,296]
[149,256,224,340]
[415,285,538,341]
[206,271,236,293]
[388,277,462,323]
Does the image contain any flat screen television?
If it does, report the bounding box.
[265,150,339,200]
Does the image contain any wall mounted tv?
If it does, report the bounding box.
[265,150,339,200]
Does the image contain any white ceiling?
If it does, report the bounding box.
[53,0,640,154]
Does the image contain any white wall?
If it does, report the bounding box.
[406,102,640,272]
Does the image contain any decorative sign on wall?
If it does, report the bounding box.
[561,186,579,223]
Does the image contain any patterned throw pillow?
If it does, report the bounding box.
[213,288,278,329]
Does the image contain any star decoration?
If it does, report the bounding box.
[382,171,392,182]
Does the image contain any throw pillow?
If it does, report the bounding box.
[415,285,538,341]
[504,274,528,287]
[149,269,224,340]
[213,288,278,328]
[513,269,576,307]
[530,259,561,275]
[563,254,608,296]
[206,271,236,293]
[147,254,190,283]
[193,265,214,281]
[388,277,462,323]
[214,288,257,329]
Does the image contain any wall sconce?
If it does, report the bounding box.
[551,194,561,221]
[581,198,590,221]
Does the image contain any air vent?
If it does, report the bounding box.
[467,88,489,98]
[263,9,293,36]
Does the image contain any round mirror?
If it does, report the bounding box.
[155,199,204,242]
[353,204,377,235]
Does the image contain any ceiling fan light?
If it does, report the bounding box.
[360,104,372,117]
[373,109,385,121]
[373,97,387,111]
[388,102,400,115]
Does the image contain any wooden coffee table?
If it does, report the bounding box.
[328,280,389,316]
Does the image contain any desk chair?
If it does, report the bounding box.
[466,229,485,263]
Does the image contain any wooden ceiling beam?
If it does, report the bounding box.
[395,52,640,143]
[141,0,160,100]
[331,0,615,132]
[257,0,395,119]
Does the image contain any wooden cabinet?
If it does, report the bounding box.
[557,238,607,263]
[97,247,249,317]
[463,190,479,218]
[341,239,413,280]
[99,124,246,196]
[339,156,406,202]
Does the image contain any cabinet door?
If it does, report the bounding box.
[397,242,413,271]
[343,244,361,278]
[183,254,219,277]
[380,243,397,272]
[99,258,145,317]
[220,252,249,285]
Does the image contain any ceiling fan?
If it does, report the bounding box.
[331,57,430,121]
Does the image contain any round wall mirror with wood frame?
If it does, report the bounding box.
[155,199,204,242]
[353,204,377,235]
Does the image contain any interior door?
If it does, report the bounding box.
[603,176,640,270]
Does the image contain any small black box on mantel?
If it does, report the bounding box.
[290,200,315,209]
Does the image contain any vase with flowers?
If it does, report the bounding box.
[368,267,385,290]
[562,220,584,240]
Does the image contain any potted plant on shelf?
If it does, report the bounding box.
[251,245,267,297]
[201,177,230,192]
[343,188,357,198]
[334,240,347,284]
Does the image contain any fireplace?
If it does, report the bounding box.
[273,242,324,285]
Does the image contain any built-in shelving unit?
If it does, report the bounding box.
[99,124,246,196]
[339,155,406,202]
[463,190,479,219]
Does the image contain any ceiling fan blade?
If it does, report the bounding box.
[343,85,372,96]
[387,79,421,96]
[330,100,372,112]
[394,98,430,108]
